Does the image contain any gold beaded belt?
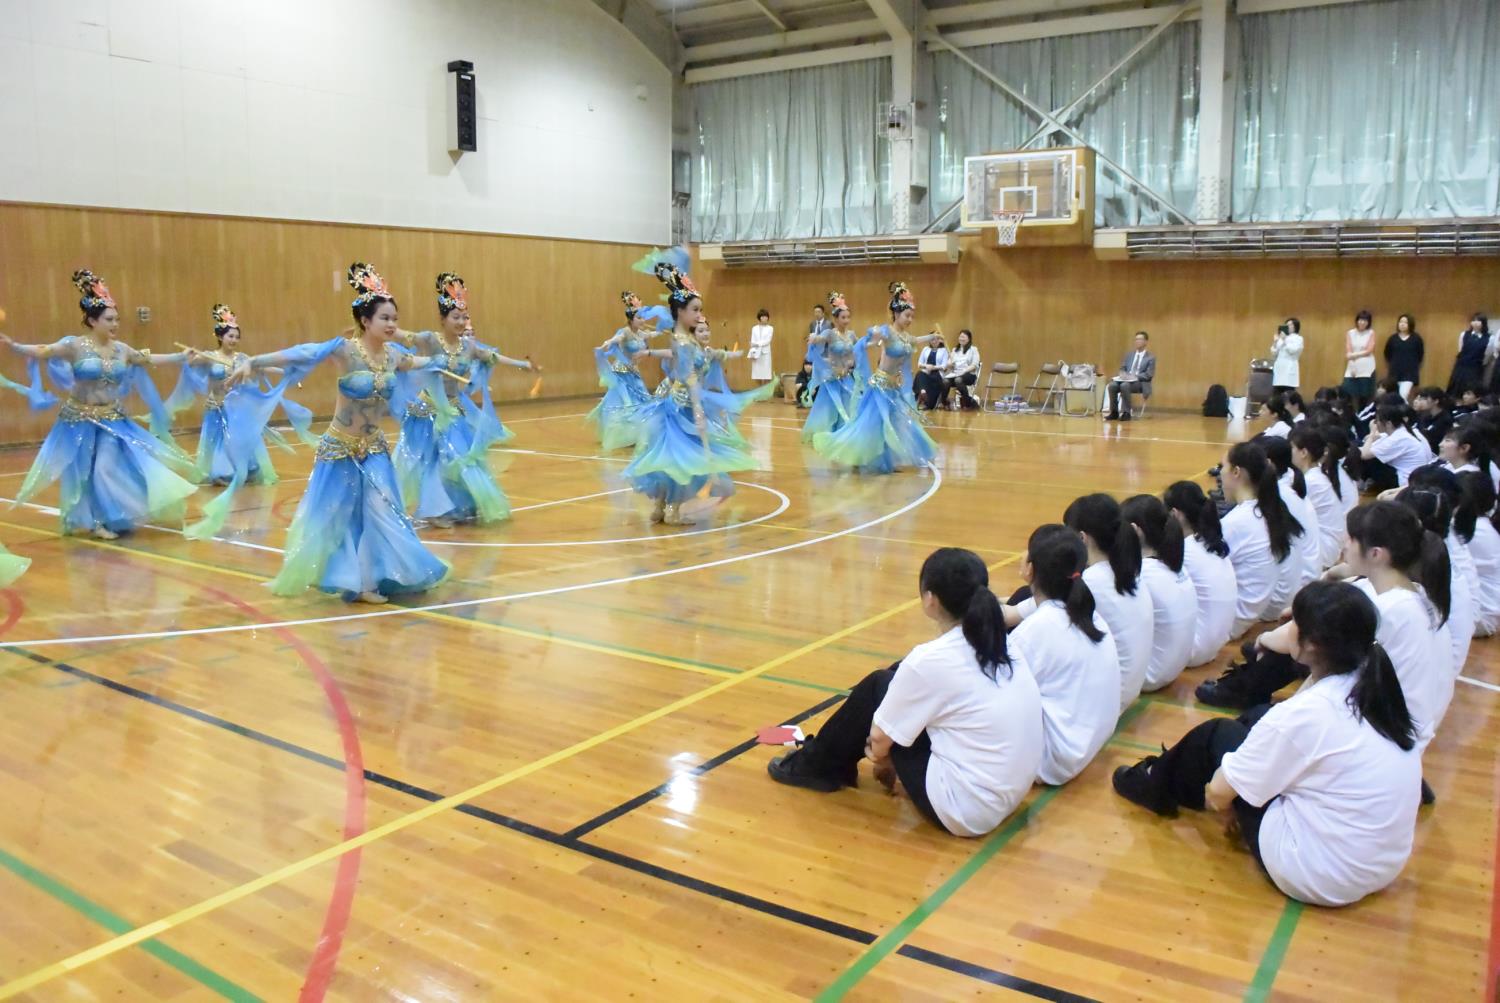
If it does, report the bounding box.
[60,400,126,423]
[204,397,225,412]
[610,363,634,375]
[316,426,388,462]
[670,381,692,406]
[870,370,900,390]
[405,398,435,418]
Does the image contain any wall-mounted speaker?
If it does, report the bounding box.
[446,60,477,154]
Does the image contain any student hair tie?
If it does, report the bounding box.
[1069,571,1082,580]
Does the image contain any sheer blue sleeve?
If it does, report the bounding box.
[163,361,209,419]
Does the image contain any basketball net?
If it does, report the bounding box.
[993,210,1026,246]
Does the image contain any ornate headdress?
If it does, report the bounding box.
[621,290,643,319]
[347,262,392,309]
[211,303,238,336]
[652,262,698,307]
[827,290,848,314]
[71,269,116,313]
[435,272,467,314]
[887,281,915,314]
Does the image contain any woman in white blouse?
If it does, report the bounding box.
[748,309,774,384]
[1113,580,1421,908]
[1270,318,1303,392]
[1342,309,1377,407]
[941,329,982,410]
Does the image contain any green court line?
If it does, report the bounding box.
[1244,898,1303,1001]
[1109,735,1163,753]
[0,845,261,1001]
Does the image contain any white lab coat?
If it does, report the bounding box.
[1271,332,1303,387]
[749,323,774,381]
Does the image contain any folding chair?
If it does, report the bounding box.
[981,362,1019,408]
[1024,362,1063,412]
[1057,364,1098,417]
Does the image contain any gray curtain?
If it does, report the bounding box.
[691,59,891,241]
[1234,0,1500,221]
[931,25,1201,227]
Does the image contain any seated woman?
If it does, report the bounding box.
[1112,580,1422,908]
[1359,403,1434,490]
[1456,471,1500,637]
[1122,495,1198,691]
[1007,525,1118,786]
[1262,391,1304,437]
[1163,481,1237,667]
[1290,425,1346,570]
[1393,477,1473,675]
[1061,494,1152,712]
[941,329,982,410]
[1258,434,1320,592]
[767,548,1043,838]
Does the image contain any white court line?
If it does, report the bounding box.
[757,414,1228,450]
[1458,675,1500,693]
[0,465,941,648]
[511,487,631,513]
[499,447,629,464]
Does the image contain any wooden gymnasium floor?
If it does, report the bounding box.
[0,400,1495,1002]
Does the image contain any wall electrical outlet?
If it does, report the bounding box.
[137,306,151,323]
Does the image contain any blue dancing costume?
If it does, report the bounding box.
[812,322,938,474]
[801,328,859,445]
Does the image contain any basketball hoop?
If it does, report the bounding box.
[993,211,1027,247]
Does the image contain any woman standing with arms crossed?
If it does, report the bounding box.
[1342,310,1378,408]
[1382,313,1423,400]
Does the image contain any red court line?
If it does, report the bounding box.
[0,588,25,638]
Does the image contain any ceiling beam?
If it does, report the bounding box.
[684,40,895,82]
[750,0,789,29]
[1236,0,1373,11]
[586,0,684,68]
[863,0,917,41]
[930,7,1201,47]
[667,1,762,29]
[925,0,1118,27]
[683,18,887,62]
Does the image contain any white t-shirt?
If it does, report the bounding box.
[1009,601,1119,786]
[1353,580,1455,752]
[1280,473,1323,586]
[1182,536,1238,666]
[1265,481,1310,615]
[1467,518,1500,635]
[1444,532,1477,672]
[1369,427,1434,487]
[1082,561,1153,713]
[1337,466,1359,514]
[1220,672,1420,907]
[1344,328,1377,378]
[1222,501,1278,636]
[1138,557,1199,690]
[1303,467,1346,570]
[873,626,1044,837]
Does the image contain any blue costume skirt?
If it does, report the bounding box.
[269,429,449,600]
[622,392,760,505]
[395,405,510,524]
[16,402,198,534]
[196,403,276,486]
[812,374,937,474]
[801,373,857,444]
[587,368,654,450]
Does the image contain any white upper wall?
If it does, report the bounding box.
[0,0,672,244]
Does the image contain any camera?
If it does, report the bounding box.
[1207,464,1228,510]
[1277,323,1288,336]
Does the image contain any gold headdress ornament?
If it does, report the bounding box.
[71,269,116,312]
[436,272,467,313]
[211,303,238,334]
[827,291,848,313]
[347,262,392,309]
[621,290,643,318]
[887,281,914,314]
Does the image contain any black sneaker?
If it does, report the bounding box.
[1420,778,1436,806]
[1112,751,1177,817]
[767,748,845,793]
[1195,658,1289,709]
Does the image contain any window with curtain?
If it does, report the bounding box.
[1234,0,1500,222]
[691,59,891,242]
[931,25,1201,228]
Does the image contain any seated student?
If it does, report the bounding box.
[1163,481,1238,666]
[1112,580,1422,908]
[1061,494,1153,711]
[1290,425,1347,569]
[1353,378,1402,436]
[1360,403,1434,490]
[767,548,1043,837]
[1437,421,1495,486]
[1007,525,1118,785]
[1263,391,1304,437]
[1452,386,1482,417]
[1259,434,1321,591]
[1103,331,1155,421]
[1122,495,1198,691]
[1395,474,1474,675]
[793,358,815,408]
[1412,386,1454,453]
[1456,471,1500,636]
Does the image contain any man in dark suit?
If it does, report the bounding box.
[808,304,828,337]
[1104,330,1155,421]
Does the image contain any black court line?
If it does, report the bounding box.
[3,645,1093,1002]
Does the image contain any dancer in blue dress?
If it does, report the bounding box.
[622,256,761,526]
[394,272,533,528]
[0,269,197,539]
[812,281,939,474]
[692,317,773,447]
[237,262,449,603]
[801,290,860,446]
[587,291,663,450]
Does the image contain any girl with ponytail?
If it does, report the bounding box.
[1455,470,1500,635]
[1062,493,1153,711]
[1395,473,1475,672]
[1163,481,1238,666]
[1359,403,1434,490]
[1314,422,1359,514]
[1344,501,1455,752]
[769,548,1043,837]
[1121,495,1198,691]
[1437,422,1493,481]
[1114,580,1421,908]
[1217,442,1299,637]
[1007,526,1118,785]
[1289,425,1345,569]
[1257,433,1322,592]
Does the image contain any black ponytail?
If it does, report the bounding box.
[1455,470,1496,544]
[1375,402,1417,436]
[1291,581,1415,750]
[1121,494,1185,573]
[1288,423,1336,497]
[1025,525,1106,643]
[1163,480,1228,558]
[1450,422,1494,478]
[1315,424,1348,500]
[1063,493,1141,597]
[1229,441,1302,562]
[1347,501,1451,626]
[919,548,1010,681]
[1257,433,1306,499]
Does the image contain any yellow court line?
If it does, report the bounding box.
[0,520,736,681]
[0,555,1018,998]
